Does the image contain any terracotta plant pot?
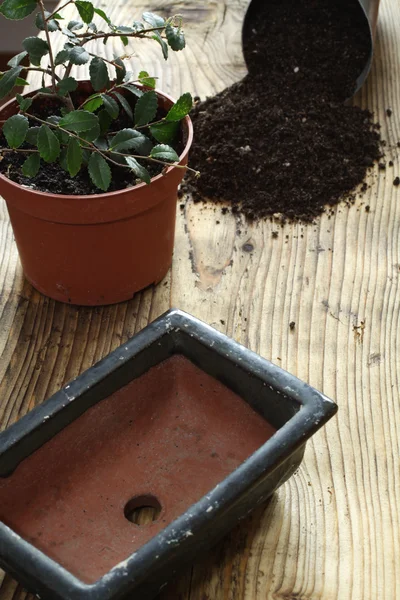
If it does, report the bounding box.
[0,83,193,306]
[0,309,337,600]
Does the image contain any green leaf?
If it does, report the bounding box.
[166,92,192,122]
[152,32,168,60]
[7,51,28,67]
[35,10,59,32]
[25,126,40,145]
[47,116,69,144]
[37,124,60,163]
[142,12,165,28]
[61,26,76,38]
[22,37,49,66]
[22,153,40,177]
[165,23,185,51]
[57,76,78,96]
[16,76,29,86]
[3,114,29,148]
[55,49,70,65]
[59,110,99,133]
[93,7,111,25]
[68,46,90,65]
[134,90,157,127]
[89,56,109,92]
[138,70,156,89]
[124,156,151,184]
[83,95,103,112]
[67,137,82,177]
[88,153,111,191]
[150,144,179,162]
[16,93,32,112]
[109,128,152,154]
[98,108,112,135]
[0,0,36,20]
[75,0,94,24]
[114,57,126,85]
[150,120,179,144]
[122,83,143,98]
[115,25,134,33]
[101,94,119,119]
[59,147,68,171]
[120,36,129,46]
[67,19,83,31]
[0,66,22,99]
[79,123,100,142]
[114,91,133,121]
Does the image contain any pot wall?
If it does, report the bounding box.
[0,84,193,305]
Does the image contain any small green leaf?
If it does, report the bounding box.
[79,123,100,143]
[122,83,143,98]
[125,156,151,184]
[75,0,94,24]
[166,92,192,122]
[98,109,112,135]
[47,116,69,144]
[67,19,83,31]
[134,90,157,127]
[0,67,22,100]
[109,128,152,154]
[61,26,76,38]
[16,93,33,112]
[67,137,82,177]
[25,126,40,145]
[89,56,109,92]
[59,147,68,171]
[83,95,103,112]
[15,76,29,86]
[57,77,78,96]
[93,7,111,25]
[138,70,156,89]
[114,57,126,85]
[22,153,40,177]
[22,37,49,66]
[37,124,60,163]
[115,25,134,33]
[114,92,133,121]
[150,144,179,162]
[35,10,59,32]
[59,110,99,133]
[150,120,179,144]
[0,0,36,20]
[3,114,29,148]
[88,152,111,191]
[87,21,97,32]
[152,32,168,60]
[68,46,90,65]
[132,20,144,32]
[7,51,28,68]
[101,94,119,119]
[142,12,165,28]
[165,23,185,51]
[120,36,129,46]
[55,49,70,65]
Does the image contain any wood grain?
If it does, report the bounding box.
[0,0,399,598]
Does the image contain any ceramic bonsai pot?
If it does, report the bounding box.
[0,309,337,600]
[0,83,193,306]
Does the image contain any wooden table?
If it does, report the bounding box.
[0,0,399,598]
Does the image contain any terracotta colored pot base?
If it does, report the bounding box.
[0,355,275,584]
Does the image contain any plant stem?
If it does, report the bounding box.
[45,0,73,21]
[38,0,57,93]
[88,52,124,70]
[75,26,166,44]
[22,66,61,82]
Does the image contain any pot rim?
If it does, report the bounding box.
[0,83,193,201]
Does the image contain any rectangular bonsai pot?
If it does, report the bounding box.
[0,309,337,600]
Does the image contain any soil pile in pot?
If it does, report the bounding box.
[183,0,383,222]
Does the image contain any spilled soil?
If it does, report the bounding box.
[183,0,383,222]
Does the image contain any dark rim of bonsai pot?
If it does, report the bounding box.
[0,309,337,600]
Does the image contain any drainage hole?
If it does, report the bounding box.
[124,494,162,526]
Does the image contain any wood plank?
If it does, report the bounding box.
[0,0,399,598]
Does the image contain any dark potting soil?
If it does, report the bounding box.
[0,92,182,195]
[183,0,383,222]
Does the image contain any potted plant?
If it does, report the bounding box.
[0,0,195,305]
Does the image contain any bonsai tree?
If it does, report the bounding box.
[0,0,196,191]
